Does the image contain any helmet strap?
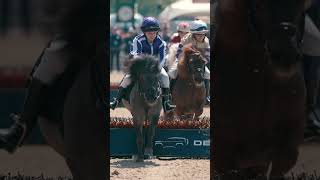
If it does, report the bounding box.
[192,34,205,43]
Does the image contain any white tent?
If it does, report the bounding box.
[110,13,144,29]
[158,0,210,23]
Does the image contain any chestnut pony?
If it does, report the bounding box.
[166,44,207,120]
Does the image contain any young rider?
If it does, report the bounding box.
[110,17,175,112]
[168,19,211,105]
[170,22,190,45]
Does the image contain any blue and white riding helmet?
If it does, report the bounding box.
[140,17,161,32]
[190,20,209,34]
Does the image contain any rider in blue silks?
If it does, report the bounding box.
[110,17,175,112]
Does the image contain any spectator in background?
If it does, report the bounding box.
[110,27,122,71]
[160,25,170,44]
[168,19,210,105]
[164,22,190,71]
[170,22,190,46]
[123,26,138,54]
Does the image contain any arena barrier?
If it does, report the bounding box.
[110,128,210,158]
[110,117,210,158]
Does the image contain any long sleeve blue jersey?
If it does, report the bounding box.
[130,34,167,67]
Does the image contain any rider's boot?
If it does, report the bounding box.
[204,79,210,105]
[110,87,127,110]
[0,78,49,153]
[170,78,177,92]
[162,88,176,112]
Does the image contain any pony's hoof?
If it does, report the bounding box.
[136,159,144,162]
[145,155,156,159]
[132,155,144,162]
[144,148,153,156]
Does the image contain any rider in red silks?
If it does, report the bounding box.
[169,22,190,46]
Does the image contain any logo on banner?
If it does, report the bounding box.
[193,140,210,146]
[155,137,210,148]
[155,137,189,148]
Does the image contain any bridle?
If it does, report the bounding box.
[138,77,161,102]
[187,54,206,83]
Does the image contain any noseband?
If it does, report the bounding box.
[187,55,206,81]
[138,79,161,101]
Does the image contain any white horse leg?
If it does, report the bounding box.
[38,116,65,157]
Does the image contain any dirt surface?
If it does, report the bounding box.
[109,142,320,180]
[0,141,319,179]
[288,141,320,176]
[0,145,71,178]
[110,159,210,180]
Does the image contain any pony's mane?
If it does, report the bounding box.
[124,55,161,82]
[178,43,198,65]
[178,44,204,79]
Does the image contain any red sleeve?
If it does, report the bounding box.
[170,36,181,44]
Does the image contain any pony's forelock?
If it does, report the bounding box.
[178,44,207,79]
[183,44,197,58]
[125,55,160,82]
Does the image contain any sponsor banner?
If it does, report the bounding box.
[110,128,210,157]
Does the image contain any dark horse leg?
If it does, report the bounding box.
[269,147,299,179]
[268,70,305,179]
[63,64,107,179]
[132,111,145,162]
[269,123,301,179]
[134,120,144,162]
[38,117,65,157]
[145,115,160,158]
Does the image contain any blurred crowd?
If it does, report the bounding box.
[110,26,138,71]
